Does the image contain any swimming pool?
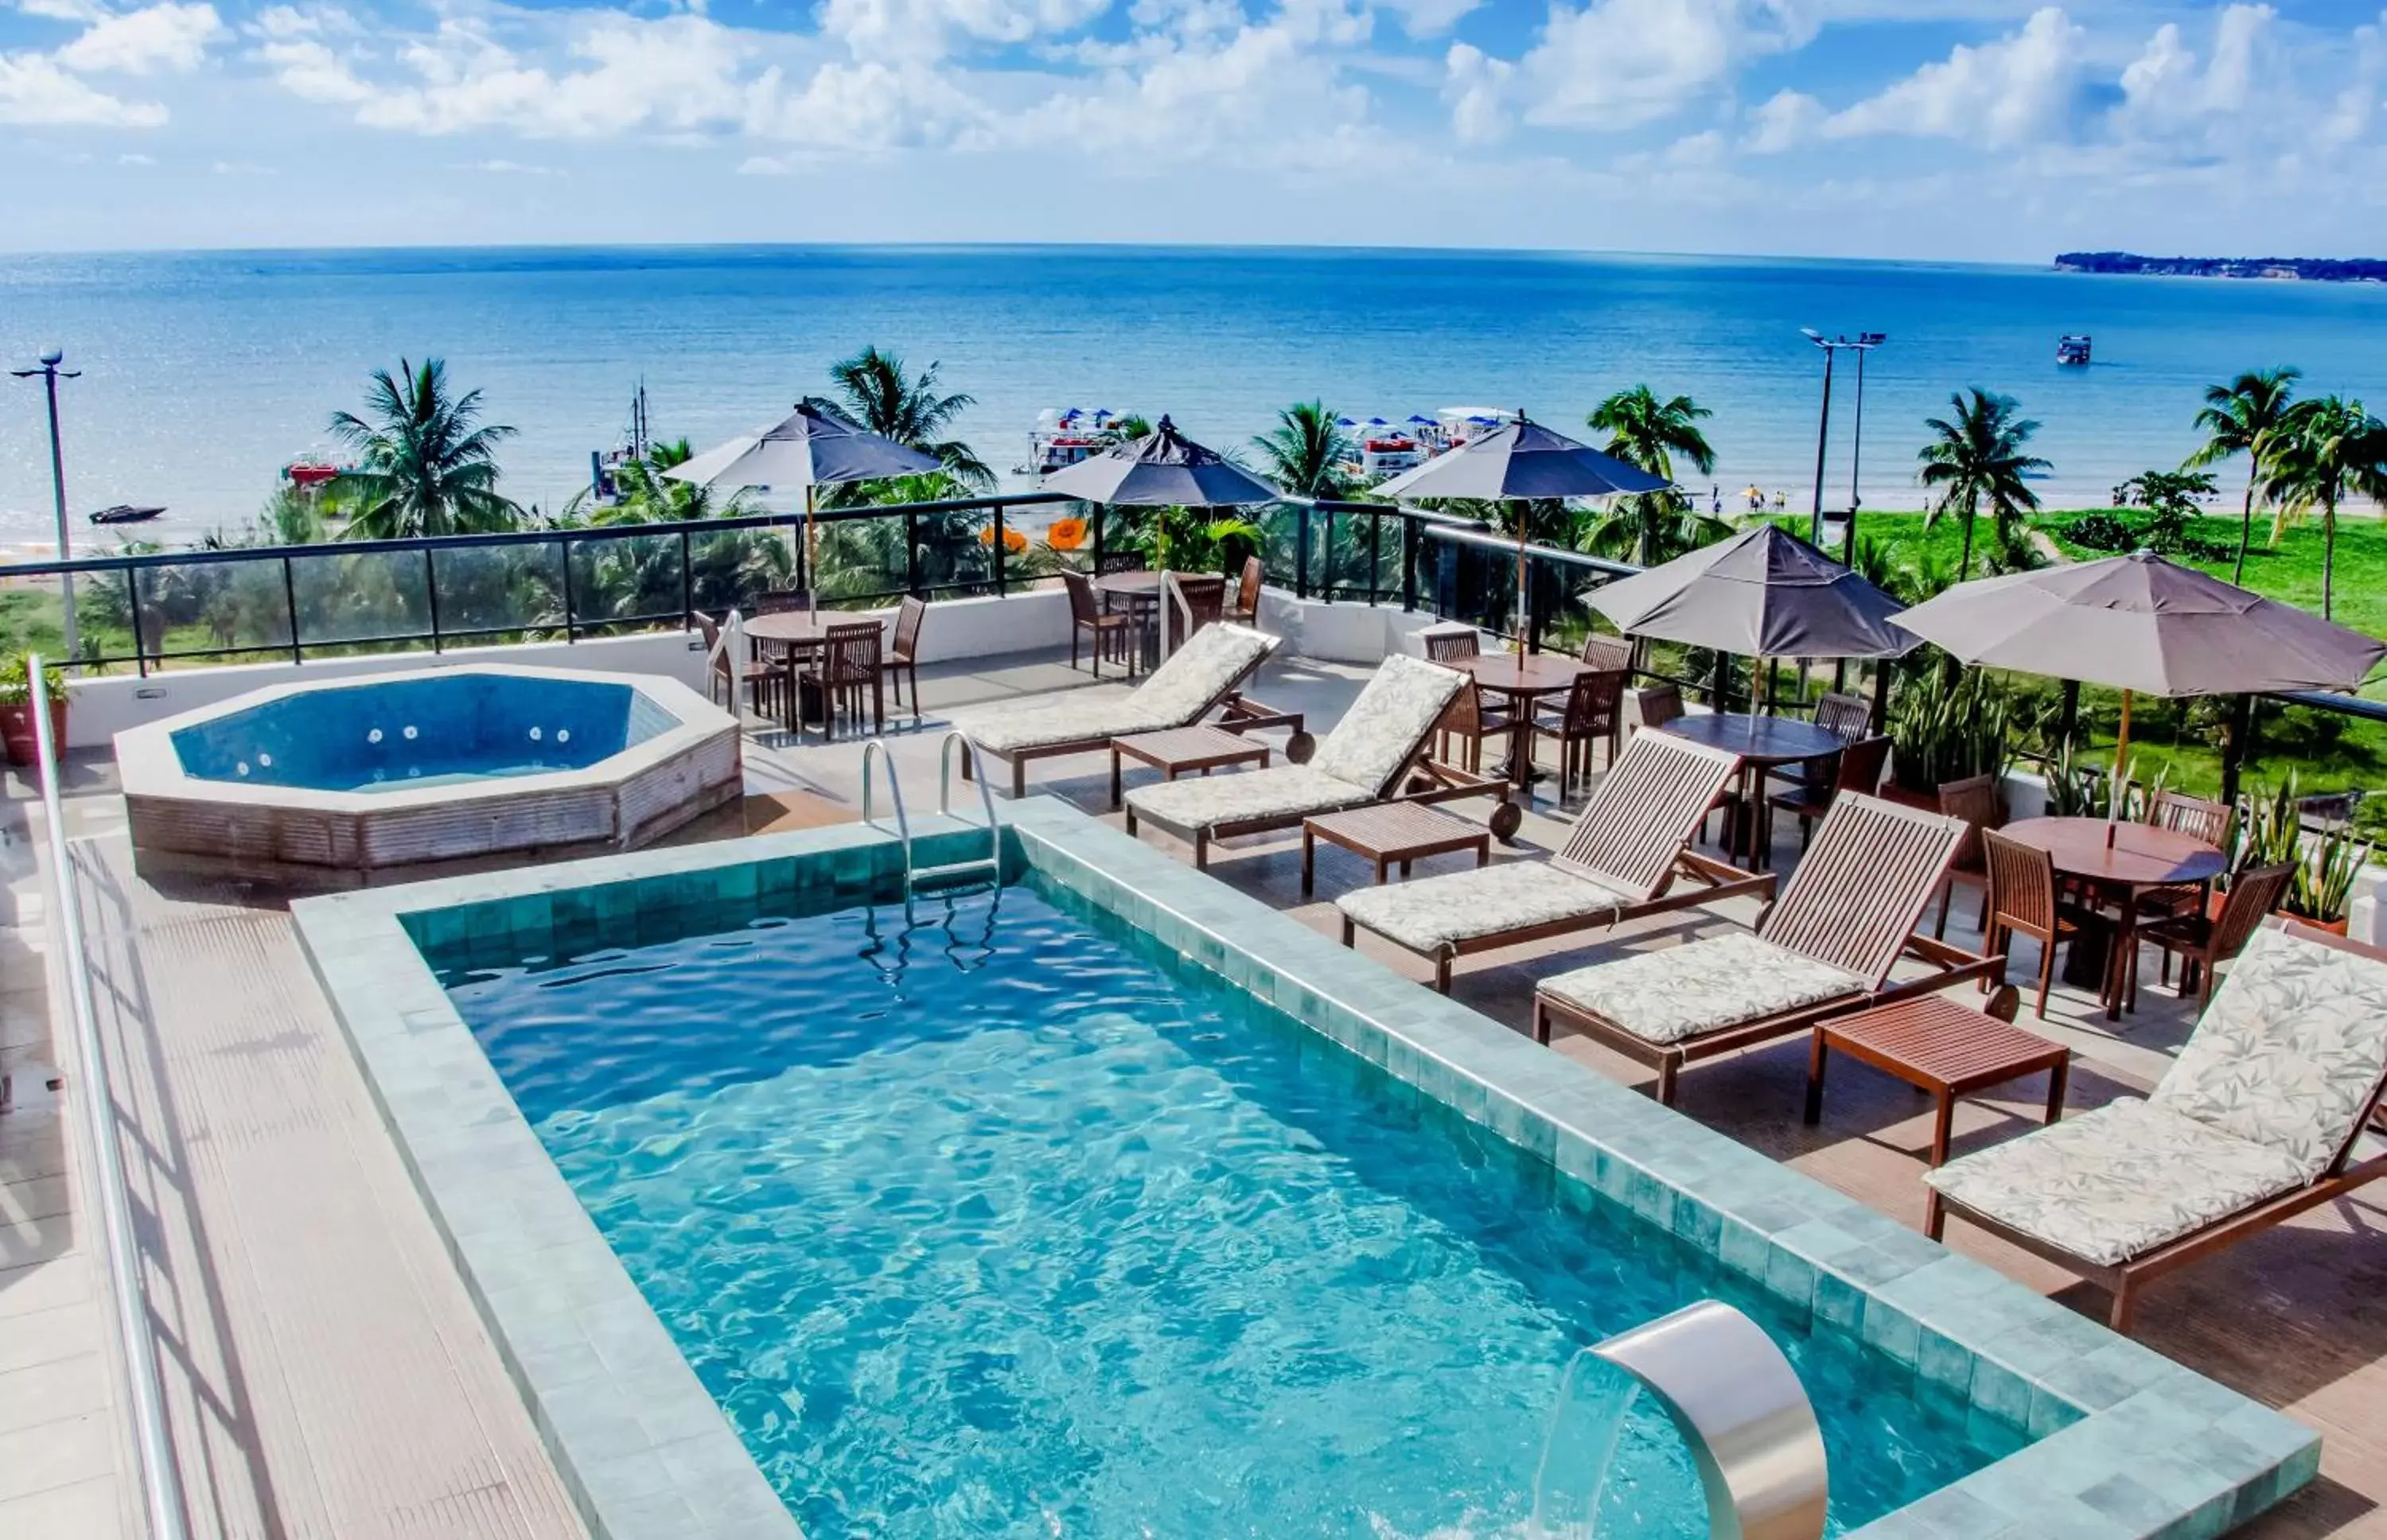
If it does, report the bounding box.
[294,800,2321,1540]
[436,879,2015,1538]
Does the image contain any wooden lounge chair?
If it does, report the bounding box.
[1124,654,1514,870]
[1531,792,2006,1105]
[1338,731,1770,992]
[957,622,1306,797]
[1926,919,2387,1332]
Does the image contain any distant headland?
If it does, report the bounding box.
[2054,251,2387,282]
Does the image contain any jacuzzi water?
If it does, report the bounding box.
[169,672,673,792]
[435,880,2023,1538]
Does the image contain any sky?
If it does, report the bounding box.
[2,0,2385,258]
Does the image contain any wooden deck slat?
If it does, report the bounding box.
[71,836,586,1540]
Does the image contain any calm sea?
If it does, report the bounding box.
[4,243,2385,550]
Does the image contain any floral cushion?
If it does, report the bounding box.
[1126,764,1373,833]
[1307,655,1467,795]
[1922,1099,2307,1266]
[1536,931,1862,1045]
[2151,925,2387,1182]
[959,624,1275,754]
[1337,862,1636,952]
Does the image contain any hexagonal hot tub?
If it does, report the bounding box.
[117,664,742,885]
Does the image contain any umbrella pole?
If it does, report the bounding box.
[1514,520,1530,655]
[2114,689,2132,787]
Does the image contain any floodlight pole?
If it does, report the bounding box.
[1803,332,1836,547]
[1847,332,1887,562]
[12,348,81,661]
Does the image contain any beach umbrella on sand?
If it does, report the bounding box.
[1591,524,1916,660]
[1892,549,2386,770]
[1041,415,1281,652]
[668,400,941,616]
[1371,414,1669,651]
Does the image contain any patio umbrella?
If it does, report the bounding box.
[1040,414,1280,651]
[1590,524,1917,660]
[1891,549,2386,768]
[668,400,942,618]
[1371,414,1669,650]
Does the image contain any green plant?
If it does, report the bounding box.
[2260,395,2387,622]
[2062,511,2136,551]
[0,652,69,706]
[1253,401,1356,499]
[2186,366,2299,582]
[2246,773,2376,921]
[2042,739,2136,817]
[329,357,524,539]
[1918,388,2050,579]
[1886,665,2011,795]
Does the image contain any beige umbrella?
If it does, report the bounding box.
[1890,550,2385,771]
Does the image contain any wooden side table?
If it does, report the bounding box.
[1803,994,2069,1167]
[1302,802,1490,896]
[1110,725,1271,808]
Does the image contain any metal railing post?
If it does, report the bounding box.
[679,528,694,629]
[2222,692,2253,807]
[29,655,193,1540]
[1400,514,1419,612]
[991,506,1007,597]
[282,554,302,664]
[559,537,578,643]
[128,570,148,679]
[1295,504,1311,599]
[905,510,921,595]
[423,548,442,655]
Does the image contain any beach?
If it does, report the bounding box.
[6,243,2387,552]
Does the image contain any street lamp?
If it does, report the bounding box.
[1798,329,1885,556]
[1847,331,1887,562]
[12,348,82,660]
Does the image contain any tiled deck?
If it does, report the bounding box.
[4,644,2382,1537]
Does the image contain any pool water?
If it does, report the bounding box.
[169,672,672,792]
[438,881,2021,1538]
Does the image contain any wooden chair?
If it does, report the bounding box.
[882,594,925,721]
[1433,680,1512,776]
[802,620,885,739]
[1422,628,1482,663]
[1225,555,1263,626]
[1063,570,1138,678]
[1532,793,2004,1105]
[1341,731,1766,992]
[2147,788,2233,845]
[1926,919,2387,1332]
[1983,828,2097,1020]
[1813,690,1872,744]
[1165,573,1226,648]
[2136,861,2296,1008]
[1579,633,1634,674]
[1932,773,2004,939]
[1766,734,1890,846]
[754,589,812,616]
[695,611,781,721]
[1532,667,1627,798]
[1096,550,1146,575]
[1628,683,1683,736]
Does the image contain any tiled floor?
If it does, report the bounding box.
[4,643,2382,1538]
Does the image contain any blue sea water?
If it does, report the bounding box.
[438,878,2023,1538]
[6,244,2387,547]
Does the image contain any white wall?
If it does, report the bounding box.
[64,588,1075,749]
[1255,592,1451,663]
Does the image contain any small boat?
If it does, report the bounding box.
[89,504,165,526]
[2057,334,2093,365]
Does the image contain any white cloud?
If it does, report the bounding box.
[816,0,1112,63]
[15,0,108,21]
[56,2,224,74]
[261,36,374,103]
[1442,40,1509,143]
[1515,0,1814,130]
[1824,5,2085,146]
[1744,87,1820,151]
[2113,4,2277,147]
[1377,0,1481,38]
[462,157,563,174]
[117,148,152,161]
[745,59,979,150]
[0,49,166,122]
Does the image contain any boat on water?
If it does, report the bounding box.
[89,504,165,526]
[2057,334,2093,365]
[1018,408,1120,476]
[282,451,352,488]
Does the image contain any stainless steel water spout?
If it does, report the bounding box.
[1589,1301,1829,1540]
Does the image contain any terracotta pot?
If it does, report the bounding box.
[0,699,66,768]
[2275,908,2350,936]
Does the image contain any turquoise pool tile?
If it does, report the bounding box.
[2027,1385,2086,1438]
[1917,1330,1974,1398]
[1762,1243,1817,1312]
[1715,1215,1769,1280]
[1861,1298,1923,1369]
[1813,1270,1866,1334]
[1968,1356,2034,1431]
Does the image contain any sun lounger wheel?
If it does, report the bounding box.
[1285,730,1317,764]
[1488,801,1523,840]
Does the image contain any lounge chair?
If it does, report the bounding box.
[1530,792,2006,1105]
[1337,731,1770,993]
[1124,654,1513,869]
[957,622,1306,797]
[1926,920,2387,1332]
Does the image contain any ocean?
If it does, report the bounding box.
[3,243,2385,552]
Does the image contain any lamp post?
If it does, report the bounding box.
[1846,331,1887,562]
[12,348,82,660]
[1798,329,1885,555]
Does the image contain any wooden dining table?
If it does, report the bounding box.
[739,610,884,725]
[1095,570,1166,665]
[1447,651,1592,791]
[1655,712,1848,864]
[1997,815,2228,1021]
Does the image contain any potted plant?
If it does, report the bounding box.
[0,653,69,768]
[2239,775,2371,934]
[1884,665,2011,806]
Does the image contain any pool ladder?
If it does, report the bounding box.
[861,732,1003,897]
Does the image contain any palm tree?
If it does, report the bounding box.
[1917,389,2049,580]
[328,358,522,539]
[2259,395,2387,621]
[1252,401,1355,498]
[1585,385,1719,566]
[2185,367,2299,582]
[563,439,759,527]
[815,344,992,497]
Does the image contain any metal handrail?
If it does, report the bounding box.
[859,737,911,871]
[937,731,1001,829]
[26,655,189,1540]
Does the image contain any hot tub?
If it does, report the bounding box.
[118,663,741,885]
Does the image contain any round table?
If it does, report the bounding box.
[1996,816,2226,1021]
[1656,713,1849,863]
[1448,652,1591,790]
[739,612,884,726]
[1095,571,1164,664]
